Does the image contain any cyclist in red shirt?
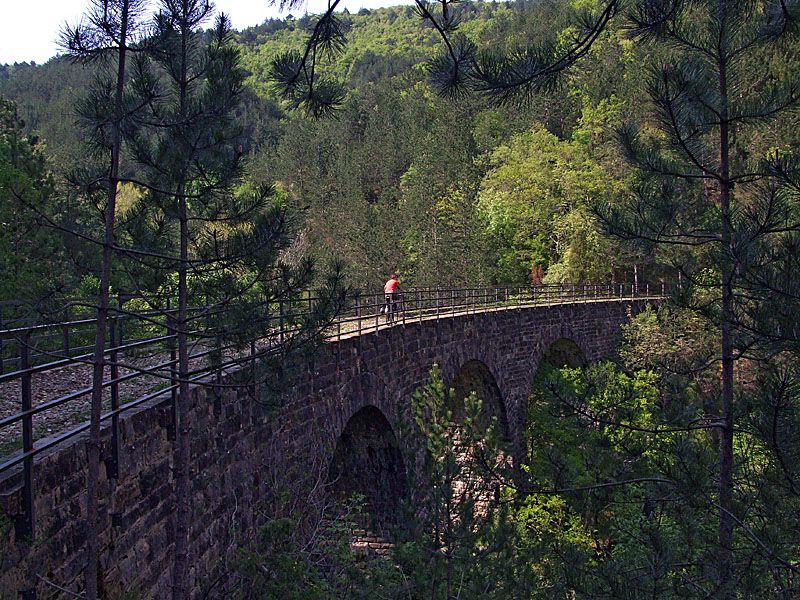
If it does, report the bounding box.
[383,274,400,323]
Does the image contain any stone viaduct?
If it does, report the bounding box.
[0,299,648,598]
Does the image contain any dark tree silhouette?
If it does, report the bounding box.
[59,2,151,597]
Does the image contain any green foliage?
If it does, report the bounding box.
[477,120,623,284]
[0,59,96,171]
[1,1,671,295]
[0,504,10,538]
[525,359,716,597]
[0,97,68,302]
[235,517,340,599]
[391,364,520,599]
[3,4,800,595]
[233,505,406,599]
[519,306,800,598]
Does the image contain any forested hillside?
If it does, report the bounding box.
[2,1,800,598]
[0,0,697,296]
[4,1,798,297]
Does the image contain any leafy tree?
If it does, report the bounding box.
[476,121,622,285]
[524,305,800,598]
[232,510,405,599]
[272,76,434,289]
[0,58,96,172]
[524,359,714,598]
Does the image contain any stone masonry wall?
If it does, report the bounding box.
[0,299,648,598]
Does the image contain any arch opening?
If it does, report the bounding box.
[451,359,509,438]
[327,405,408,534]
[527,337,589,461]
[540,338,587,369]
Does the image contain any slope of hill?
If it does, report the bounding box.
[0,3,515,165]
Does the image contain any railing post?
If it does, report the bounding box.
[215,334,223,386]
[108,316,120,479]
[0,304,4,375]
[166,297,177,441]
[355,294,362,334]
[62,305,70,358]
[250,339,257,399]
[18,329,34,540]
[662,281,666,296]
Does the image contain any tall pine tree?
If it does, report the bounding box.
[60,2,151,596]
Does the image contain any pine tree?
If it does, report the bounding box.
[604,3,800,596]
[60,2,151,597]
[119,5,347,595]
[129,6,250,596]
[0,98,61,303]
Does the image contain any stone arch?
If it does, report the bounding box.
[517,336,591,451]
[451,359,509,438]
[540,337,588,369]
[327,405,408,533]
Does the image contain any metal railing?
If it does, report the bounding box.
[0,282,665,538]
[330,282,665,340]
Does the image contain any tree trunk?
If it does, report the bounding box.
[85,5,129,598]
[717,5,735,596]
[172,19,191,597]
[172,196,190,600]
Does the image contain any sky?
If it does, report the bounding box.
[0,0,411,65]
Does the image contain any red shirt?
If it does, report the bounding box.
[384,278,399,293]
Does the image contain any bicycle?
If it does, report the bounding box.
[383,292,403,324]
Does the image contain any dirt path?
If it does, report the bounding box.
[0,349,175,454]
